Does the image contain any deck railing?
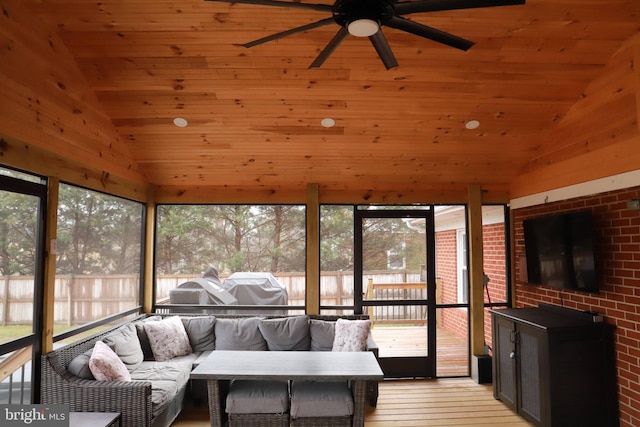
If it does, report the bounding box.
[0,346,32,404]
[365,278,442,326]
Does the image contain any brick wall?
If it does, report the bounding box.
[512,185,640,427]
[436,222,508,346]
[483,222,507,348]
[436,229,458,305]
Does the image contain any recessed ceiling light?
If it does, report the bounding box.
[465,120,480,130]
[173,117,188,127]
[321,118,335,128]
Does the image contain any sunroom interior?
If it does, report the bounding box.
[1,0,640,425]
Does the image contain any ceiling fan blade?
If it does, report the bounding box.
[243,18,335,47]
[386,16,474,51]
[309,27,349,68]
[395,0,525,15]
[205,0,333,12]
[369,30,398,70]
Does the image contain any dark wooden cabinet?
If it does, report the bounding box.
[491,304,618,427]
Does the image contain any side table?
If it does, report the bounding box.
[69,412,121,427]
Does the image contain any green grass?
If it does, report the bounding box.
[0,325,32,345]
[0,324,105,347]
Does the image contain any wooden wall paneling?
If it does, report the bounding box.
[511,36,640,197]
[0,134,149,202]
[7,0,638,200]
[0,0,147,186]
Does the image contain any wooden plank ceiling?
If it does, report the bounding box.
[25,0,640,195]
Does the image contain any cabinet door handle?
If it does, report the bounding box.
[509,351,516,359]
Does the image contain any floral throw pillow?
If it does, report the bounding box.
[89,340,131,381]
[332,318,371,352]
[144,316,193,361]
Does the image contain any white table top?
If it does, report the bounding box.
[191,350,383,381]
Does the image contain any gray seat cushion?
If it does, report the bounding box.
[290,381,354,418]
[130,358,194,385]
[130,357,196,416]
[226,380,289,414]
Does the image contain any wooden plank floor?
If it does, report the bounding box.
[371,326,469,376]
[172,378,532,427]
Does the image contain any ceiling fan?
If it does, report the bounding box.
[205,0,526,69]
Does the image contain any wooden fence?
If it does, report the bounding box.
[1,270,426,325]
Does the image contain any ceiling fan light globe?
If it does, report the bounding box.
[347,19,379,37]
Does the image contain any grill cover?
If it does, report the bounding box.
[222,272,288,308]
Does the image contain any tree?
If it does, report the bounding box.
[0,190,39,276]
[155,205,306,275]
[56,185,143,275]
[320,206,354,271]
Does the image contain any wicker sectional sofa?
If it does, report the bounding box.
[41,313,379,427]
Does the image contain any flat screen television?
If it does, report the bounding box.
[523,210,598,293]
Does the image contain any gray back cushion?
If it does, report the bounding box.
[133,316,163,360]
[103,323,144,372]
[258,316,310,351]
[214,317,267,351]
[309,319,335,351]
[67,348,95,379]
[181,316,216,352]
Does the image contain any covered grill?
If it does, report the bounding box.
[222,272,288,314]
[169,266,238,312]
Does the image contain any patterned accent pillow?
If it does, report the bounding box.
[143,316,193,361]
[89,340,131,381]
[332,318,371,352]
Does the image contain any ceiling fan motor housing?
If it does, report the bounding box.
[332,0,396,28]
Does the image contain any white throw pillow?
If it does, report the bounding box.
[144,316,193,361]
[332,318,371,352]
[89,340,131,381]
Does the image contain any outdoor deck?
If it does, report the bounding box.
[174,378,531,426]
[370,325,469,377]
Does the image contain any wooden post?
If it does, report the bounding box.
[143,195,155,314]
[306,184,320,315]
[42,177,59,354]
[366,278,375,324]
[467,184,485,357]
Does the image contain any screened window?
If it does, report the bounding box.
[0,169,45,346]
[319,205,354,313]
[0,166,46,404]
[155,205,306,313]
[54,184,144,335]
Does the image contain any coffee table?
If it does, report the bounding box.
[191,350,384,427]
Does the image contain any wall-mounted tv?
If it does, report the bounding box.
[523,210,598,293]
